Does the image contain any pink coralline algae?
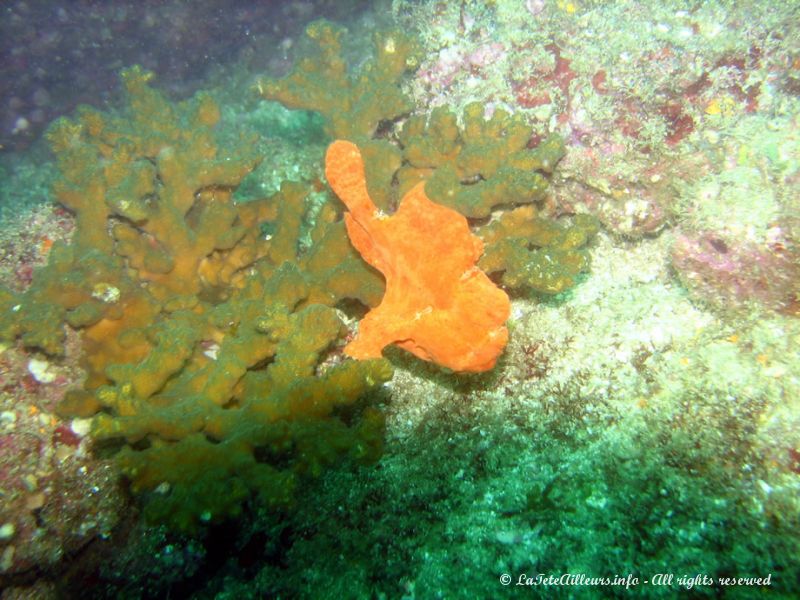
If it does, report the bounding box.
[525,0,546,16]
[671,228,799,312]
[418,42,506,88]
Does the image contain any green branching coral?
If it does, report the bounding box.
[478,207,599,294]
[0,68,392,531]
[1,65,263,356]
[259,19,421,141]
[95,258,392,530]
[390,103,597,294]
[374,103,598,296]
[260,27,595,297]
[396,103,563,218]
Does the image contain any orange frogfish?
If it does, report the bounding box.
[325,140,511,372]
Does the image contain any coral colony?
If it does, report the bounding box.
[0,3,798,597]
[0,21,591,531]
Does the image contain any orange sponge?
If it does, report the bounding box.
[326,140,510,372]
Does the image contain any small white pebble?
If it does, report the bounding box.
[28,358,57,383]
[203,342,220,360]
[70,418,92,437]
[0,523,15,541]
[91,283,120,304]
[11,117,29,134]
[495,530,517,545]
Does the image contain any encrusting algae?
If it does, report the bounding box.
[326,140,510,372]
